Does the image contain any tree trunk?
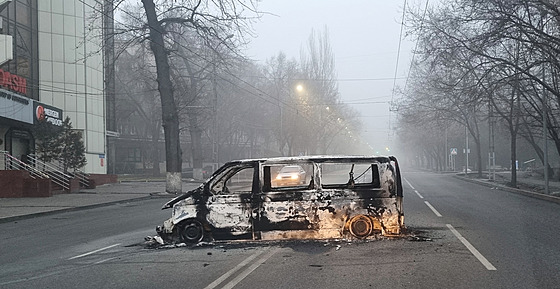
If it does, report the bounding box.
[142,0,182,194]
[189,114,203,180]
[151,122,161,176]
[510,130,517,187]
[475,137,483,178]
[520,128,553,179]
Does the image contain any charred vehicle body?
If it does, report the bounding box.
[156,155,404,243]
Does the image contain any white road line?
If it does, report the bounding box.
[68,243,121,260]
[424,201,442,217]
[447,224,497,271]
[414,190,424,199]
[94,257,118,265]
[404,178,415,190]
[221,247,280,289]
[203,248,267,289]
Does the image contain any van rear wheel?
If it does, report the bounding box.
[179,220,204,243]
[348,215,373,238]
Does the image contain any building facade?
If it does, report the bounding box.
[0,0,107,174]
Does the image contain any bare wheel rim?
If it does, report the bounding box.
[349,215,373,238]
[180,220,204,243]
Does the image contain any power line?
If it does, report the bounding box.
[391,0,408,103]
[403,0,430,93]
[78,0,363,135]
[386,0,410,142]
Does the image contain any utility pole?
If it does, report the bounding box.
[489,103,495,181]
[212,63,218,168]
[103,0,116,174]
[465,124,469,175]
[543,65,549,195]
[540,6,549,195]
[445,124,448,171]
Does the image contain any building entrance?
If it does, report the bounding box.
[5,129,33,161]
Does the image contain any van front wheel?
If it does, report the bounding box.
[179,220,204,244]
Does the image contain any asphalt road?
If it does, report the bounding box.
[0,170,558,288]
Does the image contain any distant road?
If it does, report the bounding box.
[0,170,558,288]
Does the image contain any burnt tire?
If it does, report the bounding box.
[179,220,204,244]
[348,215,373,238]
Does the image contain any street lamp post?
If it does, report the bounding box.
[543,65,549,195]
[465,125,469,174]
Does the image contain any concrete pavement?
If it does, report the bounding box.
[0,181,199,223]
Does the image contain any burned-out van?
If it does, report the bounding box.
[156,155,404,243]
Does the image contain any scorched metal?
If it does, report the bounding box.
[156,155,404,244]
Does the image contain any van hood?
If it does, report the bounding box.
[161,185,203,209]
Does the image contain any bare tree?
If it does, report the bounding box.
[262,52,300,155]
[114,40,162,176]
[136,0,257,193]
[404,0,560,185]
[299,28,341,154]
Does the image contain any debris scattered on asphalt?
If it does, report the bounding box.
[407,235,433,242]
[144,235,164,245]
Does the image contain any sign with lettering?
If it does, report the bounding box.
[0,88,33,124]
[34,101,63,126]
[0,68,27,95]
[0,87,64,127]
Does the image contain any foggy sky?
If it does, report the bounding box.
[246,0,417,154]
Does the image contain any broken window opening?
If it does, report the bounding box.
[211,165,254,195]
[265,163,314,191]
[321,163,379,189]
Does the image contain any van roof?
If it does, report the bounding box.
[224,155,396,165]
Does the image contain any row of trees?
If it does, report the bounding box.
[112,1,362,192]
[399,0,560,187]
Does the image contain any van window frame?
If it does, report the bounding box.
[262,162,315,192]
[209,163,256,196]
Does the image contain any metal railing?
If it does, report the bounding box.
[1,152,91,191]
[29,154,93,190]
[26,154,72,190]
[0,151,90,190]
[72,170,91,188]
[0,151,51,180]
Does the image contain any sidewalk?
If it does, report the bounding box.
[456,170,560,204]
[0,181,199,223]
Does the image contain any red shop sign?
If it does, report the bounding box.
[0,68,27,95]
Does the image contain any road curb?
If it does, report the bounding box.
[454,175,560,204]
[0,195,158,224]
